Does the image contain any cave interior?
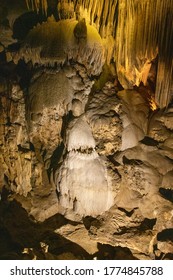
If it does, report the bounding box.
[0,0,173,260]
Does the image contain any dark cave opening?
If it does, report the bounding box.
[157,229,173,242]
[159,188,173,203]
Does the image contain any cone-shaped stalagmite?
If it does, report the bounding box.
[73,18,87,43]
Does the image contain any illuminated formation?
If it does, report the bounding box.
[0,0,173,260]
[25,0,48,14]
[25,0,173,108]
[55,116,115,218]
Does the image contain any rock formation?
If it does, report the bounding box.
[0,0,173,260]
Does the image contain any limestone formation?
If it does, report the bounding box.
[55,116,116,219]
[0,0,173,260]
[73,18,87,44]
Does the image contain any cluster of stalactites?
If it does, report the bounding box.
[25,0,48,14]
[75,0,118,38]
[25,0,118,38]
[116,0,173,108]
[25,0,173,108]
[155,0,173,108]
[76,0,173,108]
[15,19,105,76]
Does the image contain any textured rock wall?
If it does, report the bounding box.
[1,73,173,259]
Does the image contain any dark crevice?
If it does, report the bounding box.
[70,147,94,154]
[118,207,136,217]
[159,188,173,203]
[13,11,46,41]
[48,110,73,179]
[29,142,35,152]
[165,155,173,163]
[112,0,119,38]
[139,218,157,231]
[61,111,73,140]
[157,229,173,242]
[123,156,143,166]
[83,216,102,231]
[48,142,65,179]
[17,60,34,90]
[114,218,157,235]
[162,253,173,260]
[107,155,121,166]
[140,136,159,146]
[17,144,31,153]
[94,244,138,260]
[0,199,88,260]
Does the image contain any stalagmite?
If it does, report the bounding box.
[55,117,115,218]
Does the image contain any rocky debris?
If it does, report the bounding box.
[0,199,92,260]
[1,66,173,258]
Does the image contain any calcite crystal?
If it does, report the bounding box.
[55,116,116,219]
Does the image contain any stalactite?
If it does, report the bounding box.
[25,0,47,14]
[25,0,118,39]
[15,19,105,76]
[155,0,173,108]
[24,0,173,107]
[116,0,157,87]
[116,0,173,108]
[41,0,48,14]
[25,0,30,10]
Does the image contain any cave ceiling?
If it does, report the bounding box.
[0,0,173,260]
